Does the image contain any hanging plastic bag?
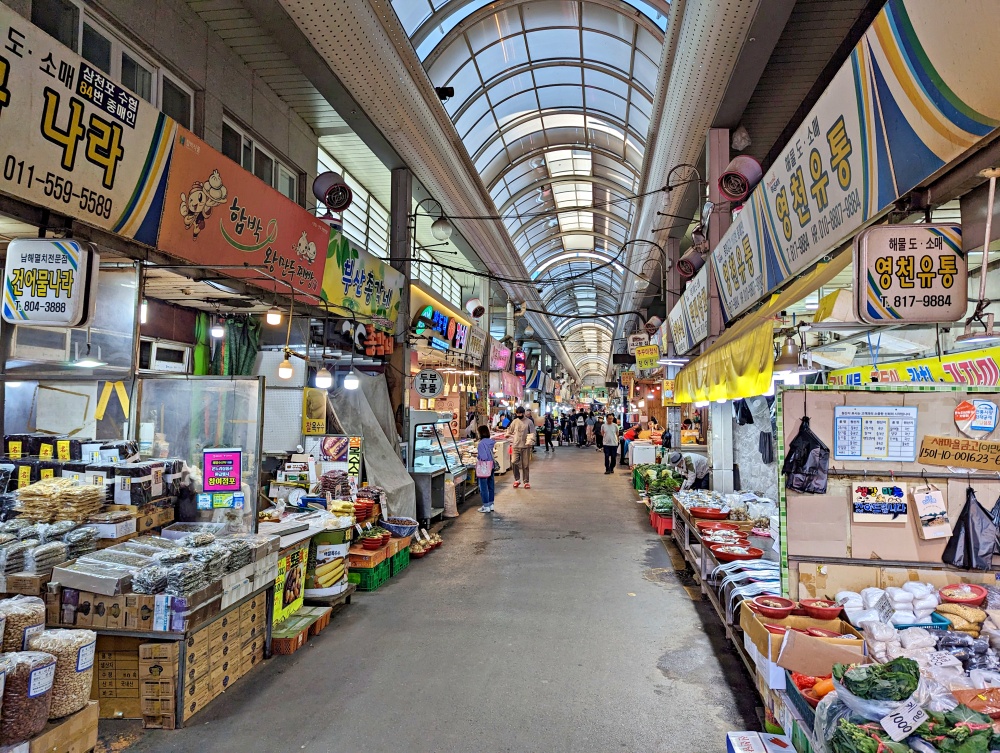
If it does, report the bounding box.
[781,416,829,494]
[942,487,997,570]
[990,493,1000,554]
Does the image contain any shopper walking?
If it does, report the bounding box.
[585,411,597,446]
[595,413,604,451]
[576,411,587,447]
[667,451,711,490]
[542,411,555,452]
[510,406,534,489]
[475,425,496,513]
[601,414,620,474]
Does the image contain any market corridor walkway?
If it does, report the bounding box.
[124,448,757,753]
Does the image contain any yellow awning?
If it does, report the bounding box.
[673,251,851,403]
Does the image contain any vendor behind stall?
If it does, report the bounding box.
[666,451,710,490]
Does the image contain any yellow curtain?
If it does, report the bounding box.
[674,321,773,403]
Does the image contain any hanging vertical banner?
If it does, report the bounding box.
[0,4,176,245]
[346,436,362,497]
[854,224,966,323]
[712,0,1000,323]
[668,300,692,356]
[158,128,329,297]
[302,388,327,436]
[683,267,710,345]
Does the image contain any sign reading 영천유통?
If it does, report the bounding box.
[0,4,176,245]
[2,239,97,326]
[320,231,404,333]
[828,347,1000,386]
[855,224,966,323]
[635,344,660,370]
[158,128,328,297]
[710,1,1000,324]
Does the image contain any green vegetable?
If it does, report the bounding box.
[830,720,911,753]
[832,657,919,701]
[916,706,995,753]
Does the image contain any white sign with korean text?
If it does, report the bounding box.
[627,332,649,355]
[855,224,965,323]
[2,239,96,326]
[414,369,444,399]
[833,405,918,462]
[0,4,176,245]
[668,300,691,356]
[683,266,710,345]
[710,2,1000,323]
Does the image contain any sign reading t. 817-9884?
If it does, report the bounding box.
[854,224,966,324]
[0,4,175,245]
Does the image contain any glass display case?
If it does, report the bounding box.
[410,410,465,479]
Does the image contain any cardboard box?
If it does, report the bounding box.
[91,595,109,628]
[5,571,52,595]
[138,658,177,680]
[90,518,137,540]
[138,642,179,662]
[347,543,389,569]
[140,695,175,715]
[141,712,176,730]
[106,595,126,629]
[52,559,133,596]
[777,628,869,677]
[28,700,98,753]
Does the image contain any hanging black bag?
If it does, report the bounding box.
[942,487,997,570]
[990,494,1000,555]
[781,416,829,494]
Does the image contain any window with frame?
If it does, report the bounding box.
[222,120,299,203]
[316,148,390,259]
[31,1,193,129]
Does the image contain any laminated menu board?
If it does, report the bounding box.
[833,405,918,461]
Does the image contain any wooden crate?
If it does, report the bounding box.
[27,700,98,753]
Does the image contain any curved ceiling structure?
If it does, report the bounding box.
[390,0,668,385]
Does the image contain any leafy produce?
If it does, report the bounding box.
[832,657,919,701]
[915,706,1000,753]
[830,720,912,753]
[635,465,682,494]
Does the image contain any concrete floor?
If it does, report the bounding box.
[117,446,758,753]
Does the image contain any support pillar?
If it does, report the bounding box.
[704,128,731,348]
[388,168,412,444]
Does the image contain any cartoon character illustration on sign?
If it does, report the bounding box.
[293,231,317,263]
[179,170,228,238]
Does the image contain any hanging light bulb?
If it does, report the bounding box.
[431,216,453,241]
[315,367,333,389]
[344,370,360,390]
[277,353,293,380]
[266,306,282,326]
[210,316,225,338]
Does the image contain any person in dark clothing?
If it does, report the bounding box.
[542,412,555,452]
[575,411,587,447]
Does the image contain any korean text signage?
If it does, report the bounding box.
[465,326,488,367]
[0,5,175,245]
[855,225,965,323]
[833,405,918,461]
[852,483,908,524]
[203,448,241,492]
[346,437,362,495]
[667,304,691,356]
[683,267,710,345]
[711,1,1000,323]
[918,435,1000,471]
[414,369,444,399]
[955,399,999,438]
[488,339,511,371]
[514,350,526,387]
[158,128,328,297]
[627,333,649,355]
[2,238,96,326]
[302,387,327,436]
[635,344,660,370]
[829,347,1000,386]
[412,290,469,352]
[320,231,403,333]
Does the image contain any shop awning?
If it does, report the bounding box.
[674,252,851,403]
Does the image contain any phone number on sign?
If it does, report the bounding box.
[3,155,113,220]
[880,295,952,308]
[11,300,68,313]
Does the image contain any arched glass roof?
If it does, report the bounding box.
[391,0,668,379]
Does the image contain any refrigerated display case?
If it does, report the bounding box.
[409,410,473,519]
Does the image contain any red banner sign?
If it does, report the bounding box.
[157,128,328,296]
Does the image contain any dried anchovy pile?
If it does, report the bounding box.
[62,527,98,559]
[132,565,169,594]
[24,542,68,573]
[153,548,190,566]
[133,536,177,550]
[0,519,32,535]
[178,532,215,548]
[0,539,38,574]
[216,538,252,571]
[165,561,206,595]
[80,549,152,569]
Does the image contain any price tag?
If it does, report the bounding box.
[355,524,363,535]
[365,522,373,530]
[875,593,895,623]
[419,528,430,542]
[880,699,927,741]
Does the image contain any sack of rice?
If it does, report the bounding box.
[27,630,96,718]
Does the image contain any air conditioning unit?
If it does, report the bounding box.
[10,326,71,362]
[139,338,192,373]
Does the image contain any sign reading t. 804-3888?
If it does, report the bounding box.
[0,4,175,246]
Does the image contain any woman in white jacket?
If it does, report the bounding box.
[509,406,535,489]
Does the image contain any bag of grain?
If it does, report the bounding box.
[0,652,56,745]
[0,595,45,651]
[27,630,96,718]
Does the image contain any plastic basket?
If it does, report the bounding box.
[891,611,951,630]
[380,517,419,538]
[389,547,410,576]
[348,559,390,591]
